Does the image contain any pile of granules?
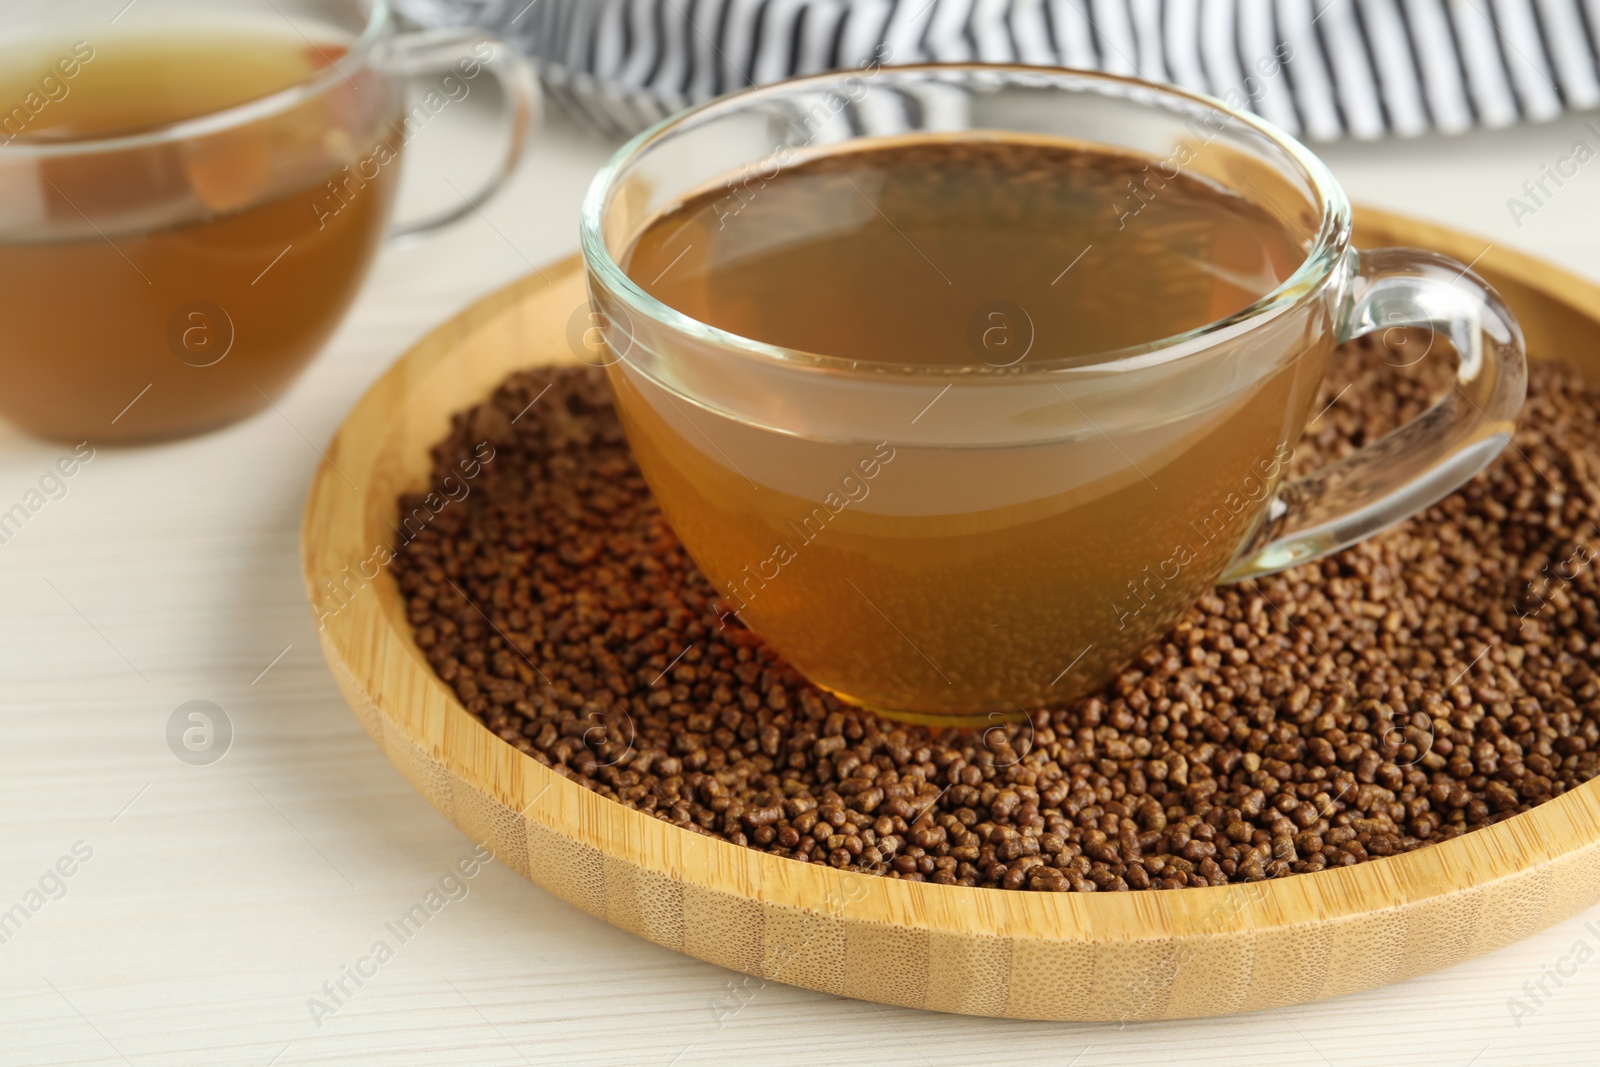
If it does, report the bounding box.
[393,340,1600,891]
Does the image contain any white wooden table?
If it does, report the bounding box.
[5,108,1600,1067]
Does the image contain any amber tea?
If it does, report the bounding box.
[0,27,402,441]
[611,137,1327,718]
[628,140,1309,365]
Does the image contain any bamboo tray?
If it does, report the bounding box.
[302,207,1600,1021]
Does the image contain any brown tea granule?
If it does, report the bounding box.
[394,339,1600,891]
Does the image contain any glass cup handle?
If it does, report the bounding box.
[377,27,540,240]
[1222,247,1528,582]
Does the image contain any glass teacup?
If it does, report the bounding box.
[0,0,535,443]
[581,64,1525,722]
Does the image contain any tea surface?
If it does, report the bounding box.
[624,138,1309,366]
[0,30,335,142]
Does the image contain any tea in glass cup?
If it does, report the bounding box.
[0,0,534,443]
[581,66,1526,722]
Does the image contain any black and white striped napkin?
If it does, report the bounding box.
[398,0,1600,139]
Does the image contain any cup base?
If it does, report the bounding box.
[815,684,1032,730]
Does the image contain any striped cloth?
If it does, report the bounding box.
[398,0,1600,139]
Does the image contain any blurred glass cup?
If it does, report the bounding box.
[0,0,536,443]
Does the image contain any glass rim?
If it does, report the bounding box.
[580,62,1353,378]
[0,0,391,158]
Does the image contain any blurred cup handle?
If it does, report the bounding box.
[377,27,539,240]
